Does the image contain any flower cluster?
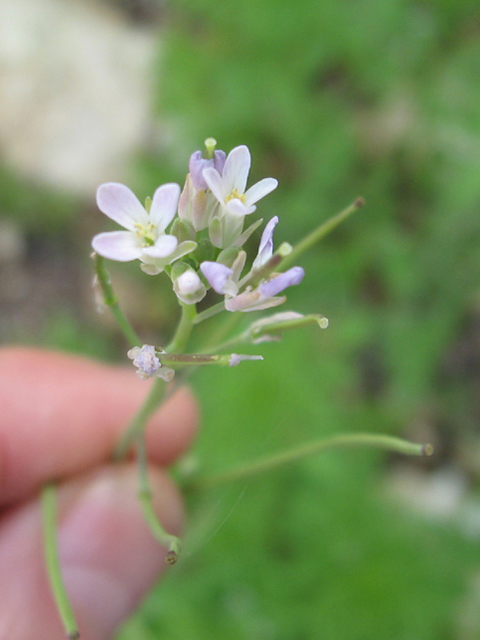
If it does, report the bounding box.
[91,140,305,313]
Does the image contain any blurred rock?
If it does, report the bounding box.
[0,0,158,193]
[386,464,468,519]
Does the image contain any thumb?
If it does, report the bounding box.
[0,464,183,640]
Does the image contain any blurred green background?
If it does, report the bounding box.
[2,0,480,638]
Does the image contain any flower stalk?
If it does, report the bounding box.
[41,483,80,640]
[281,198,365,270]
[136,435,181,564]
[92,253,140,346]
[113,377,167,461]
[192,434,433,491]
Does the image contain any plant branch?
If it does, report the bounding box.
[41,483,80,639]
[136,435,181,564]
[192,433,433,491]
[281,198,365,270]
[92,253,140,346]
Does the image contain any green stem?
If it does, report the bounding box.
[92,253,140,346]
[166,303,197,352]
[281,198,365,270]
[193,301,226,325]
[136,435,181,564]
[41,483,80,640]
[113,377,166,460]
[113,304,197,460]
[193,433,433,491]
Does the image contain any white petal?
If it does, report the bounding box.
[92,231,142,262]
[150,183,181,231]
[142,234,178,258]
[226,198,256,217]
[223,145,251,194]
[96,183,148,230]
[245,178,278,206]
[203,167,227,204]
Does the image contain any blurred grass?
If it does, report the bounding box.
[3,0,480,637]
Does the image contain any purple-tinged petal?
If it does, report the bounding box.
[150,183,181,230]
[225,290,286,312]
[223,145,251,194]
[200,261,233,294]
[92,231,142,262]
[244,177,278,206]
[203,167,227,204]
[188,151,208,190]
[96,183,147,230]
[224,289,261,311]
[253,216,278,269]
[142,234,178,258]
[189,150,227,191]
[259,267,305,298]
[213,149,226,174]
[226,198,256,217]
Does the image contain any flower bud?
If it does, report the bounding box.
[173,268,207,304]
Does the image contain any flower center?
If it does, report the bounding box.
[134,222,157,247]
[225,189,246,205]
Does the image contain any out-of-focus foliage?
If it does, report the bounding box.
[118,0,480,638]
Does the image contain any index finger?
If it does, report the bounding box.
[0,348,198,507]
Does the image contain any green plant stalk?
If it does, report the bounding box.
[209,313,329,354]
[281,198,365,270]
[193,434,433,491]
[113,377,167,460]
[113,303,197,460]
[165,303,197,352]
[193,301,225,325]
[92,253,140,346]
[136,435,181,564]
[41,483,80,640]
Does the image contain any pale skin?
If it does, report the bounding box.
[0,348,198,640]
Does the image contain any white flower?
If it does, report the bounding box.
[203,145,278,217]
[127,345,175,381]
[92,182,187,267]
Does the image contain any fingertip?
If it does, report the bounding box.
[0,463,183,639]
[147,385,200,465]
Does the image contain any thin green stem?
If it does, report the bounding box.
[193,433,433,491]
[113,377,166,460]
[41,483,80,640]
[193,301,226,325]
[136,435,181,564]
[166,303,197,352]
[113,304,197,460]
[281,198,365,270]
[92,253,140,346]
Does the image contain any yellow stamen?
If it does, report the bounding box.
[225,189,246,204]
[134,222,157,247]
